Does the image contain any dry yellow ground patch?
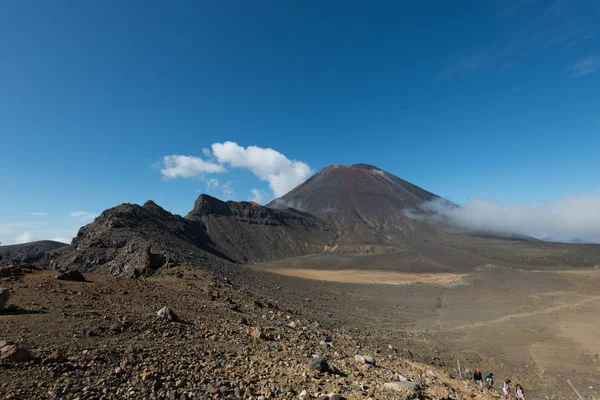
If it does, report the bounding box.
[265,268,465,285]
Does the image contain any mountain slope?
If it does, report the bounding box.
[185,195,332,262]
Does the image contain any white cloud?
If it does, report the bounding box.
[15,232,33,244]
[51,237,72,244]
[413,195,600,243]
[211,141,313,197]
[160,155,226,179]
[205,178,220,192]
[568,55,600,77]
[69,211,98,222]
[0,223,24,230]
[220,181,235,200]
[200,178,236,200]
[28,212,48,217]
[202,148,213,158]
[249,189,267,204]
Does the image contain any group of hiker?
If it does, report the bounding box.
[474,368,525,399]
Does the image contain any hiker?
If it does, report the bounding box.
[484,372,494,391]
[515,383,525,399]
[473,368,483,389]
[502,379,512,398]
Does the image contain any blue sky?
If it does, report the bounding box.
[1,0,599,244]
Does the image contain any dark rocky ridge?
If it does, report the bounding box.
[48,195,332,276]
[186,195,332,263]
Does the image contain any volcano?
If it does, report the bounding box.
[268,164,447,252]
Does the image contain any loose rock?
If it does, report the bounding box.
[54,268,86,282]
[43,350,64,364]
[355,354,375,365]
[307,357,329,372]
[383,381,419,393]
[0,341,32,362]
[157,306,178,321]
[0,288,9,311]
[428,385,451,398]
[206,384,219,394]
[248,326,264,339]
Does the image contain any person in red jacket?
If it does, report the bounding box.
[473,368,483,390]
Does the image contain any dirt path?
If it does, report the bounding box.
[444,295,600,331]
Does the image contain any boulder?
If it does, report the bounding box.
[55,268,86,282]
[0,341,32,362]
[157,307,178,321]
[0,288,9,311]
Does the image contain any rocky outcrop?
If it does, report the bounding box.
[185,195,332,263]
[47,200,230,277]
[47,196,332,277]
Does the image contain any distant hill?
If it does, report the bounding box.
[0,240,69,263]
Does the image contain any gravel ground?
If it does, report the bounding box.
[0,264,501,400]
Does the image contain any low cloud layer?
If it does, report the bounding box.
[412,195,600,243]
[160,141,313,199]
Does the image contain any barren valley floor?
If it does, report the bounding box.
[250,261,600,399]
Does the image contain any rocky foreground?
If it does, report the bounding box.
[0,263,504,400]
